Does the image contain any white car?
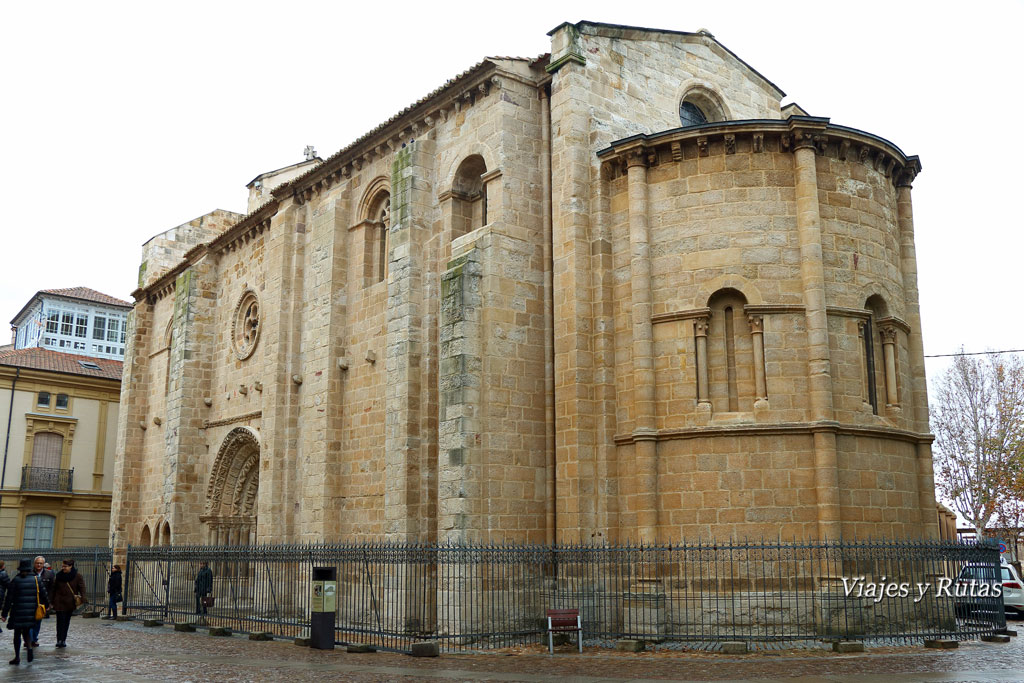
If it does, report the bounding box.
[1002,563,1024,617]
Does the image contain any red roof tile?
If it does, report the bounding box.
[0,347,123,381]
[40,287,132,308]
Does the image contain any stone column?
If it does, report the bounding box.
[548,56,596,542]
[748,315,768,403]
[896,162,937,537]
[110,300,152,564]
[694,317,711,407]
[386,139,435,543]
[792,128,841,539]
[879,325,899,407]
[626,148,658,543]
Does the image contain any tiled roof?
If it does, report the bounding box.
[279,55,545,195]
[0,347,123,381]
[40,287,132,308]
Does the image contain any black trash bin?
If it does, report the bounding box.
[310,566,337,650]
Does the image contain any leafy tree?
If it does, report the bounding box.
[931,352,1024,538]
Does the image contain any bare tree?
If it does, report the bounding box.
[931,352,1024,538]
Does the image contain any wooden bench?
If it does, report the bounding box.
[546,608,582,654]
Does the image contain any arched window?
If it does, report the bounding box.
[707,289,752,412]
[160,521,172,546]
[679,101,708,127]
[679,87,727,127]
[452,155,487,239]
[164,319,174,396]
[31,432,63,470]
[23,514,55,547]
[863,295,888,415]
[360,181,391,286]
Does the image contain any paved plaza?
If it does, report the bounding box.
[1,616,1022,682]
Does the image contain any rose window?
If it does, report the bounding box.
[233,290,261,360]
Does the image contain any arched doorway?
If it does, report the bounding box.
[204,427,260,546]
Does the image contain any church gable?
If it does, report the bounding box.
[548,21,785,141]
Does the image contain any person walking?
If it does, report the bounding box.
[51,559,87,648]
[105,565,123,619]
[194,561,213,615]
[2,558,48,665]
[0,561,9,636]
[29,556,53,647]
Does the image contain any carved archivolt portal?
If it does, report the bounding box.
[232,289,260,360]
[206,426,261,517]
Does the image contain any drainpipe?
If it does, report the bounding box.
[1,367,20,508]
[541,84,555,545]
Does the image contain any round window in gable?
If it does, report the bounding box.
[232,289,261,360]
[679,101,708,127]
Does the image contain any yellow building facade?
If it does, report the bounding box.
[0,347,120,547]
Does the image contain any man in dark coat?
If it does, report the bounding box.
[51,559,87,648]
[194,561,213,615]
[2,558,48,665]
[30,556,53,647]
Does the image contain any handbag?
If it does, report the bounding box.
[201,596,215,608]
[34,578,46,621]
[74,592,86,608]
[113,592,123,603]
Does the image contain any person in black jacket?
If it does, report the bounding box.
[194,561,213,615]
[0,561,9,636]
[105,565,123,619]
[2,558,48,665]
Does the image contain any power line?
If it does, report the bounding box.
[924,349,1024,358]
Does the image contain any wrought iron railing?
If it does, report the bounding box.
[0,546,112,608]
[20,466,74,492]
[124,539,1006,653]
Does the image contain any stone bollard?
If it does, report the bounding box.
[174,623,196,632]
[115,615,133,622]
[410,641,440,657]
[81,611,101,619]
[249,632,273,641]
[924,639,958,649]
[346,643,374,653]
[294,636,312,647]
[143,619,163,627]
[209,627,232,637]
[615,639,645,652]
[832,641,864,653]
[718,642,747,655]
[981,634,1011,643]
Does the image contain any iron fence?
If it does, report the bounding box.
[0,546,112,609]
[124,539,1006,653]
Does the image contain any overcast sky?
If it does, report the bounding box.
[3,1,1021,382]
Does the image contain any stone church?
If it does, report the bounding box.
[112,21,937,552]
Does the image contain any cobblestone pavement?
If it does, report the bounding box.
[2,616,1023,682]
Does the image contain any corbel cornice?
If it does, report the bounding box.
[597,116,920,188]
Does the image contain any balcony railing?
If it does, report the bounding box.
[20,466,73,493]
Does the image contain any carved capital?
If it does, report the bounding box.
[879,325,898,344]
[694,316,711,337]
[747,314,764,334]
[625,148,648,169]
[896,163,919,188]
[791,128,818,152]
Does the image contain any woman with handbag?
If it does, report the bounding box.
[105,565,123,620]
[51,559,87,649]
[1,558,48,665]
